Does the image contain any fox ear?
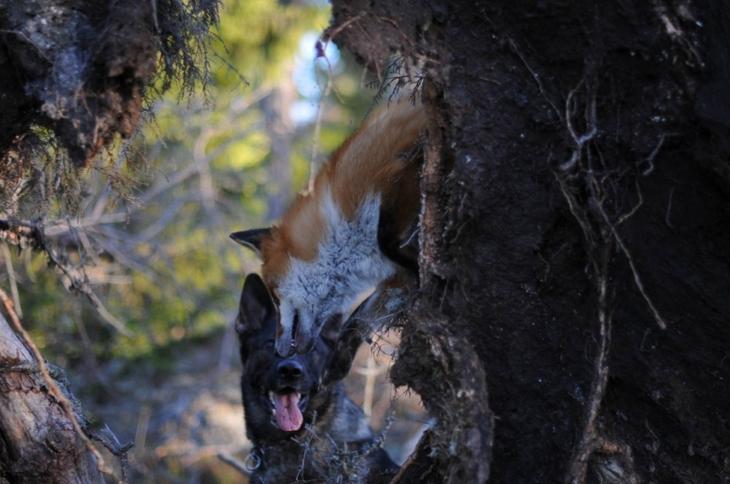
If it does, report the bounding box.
[236,273,276,335]
[230,228,271,257]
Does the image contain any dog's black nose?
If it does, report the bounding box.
[277,360,303,380]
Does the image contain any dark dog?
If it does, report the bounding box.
[236,273,398,483]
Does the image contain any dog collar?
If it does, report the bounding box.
[244,446,263,473]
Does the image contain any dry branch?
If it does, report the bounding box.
[217,452,250,476]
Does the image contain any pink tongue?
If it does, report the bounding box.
[274,393,303,432]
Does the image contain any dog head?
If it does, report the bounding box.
[236,273,362,440]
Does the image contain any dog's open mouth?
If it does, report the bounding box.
[269,390,308,432]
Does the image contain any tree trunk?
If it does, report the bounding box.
[0,312,103,483]
[330,1,730,482]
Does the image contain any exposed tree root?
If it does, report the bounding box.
[554,76,656,484]
[391,309,493,483]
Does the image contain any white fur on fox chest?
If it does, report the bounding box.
[277,191,396,343]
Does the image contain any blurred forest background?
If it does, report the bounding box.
[1,0,424,481]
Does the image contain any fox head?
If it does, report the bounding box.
[231,193,395,357]
[232,99,424,357]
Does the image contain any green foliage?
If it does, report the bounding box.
[12,0,375,370]
[215,0,329,88]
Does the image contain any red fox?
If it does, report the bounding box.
[231,99,426,356]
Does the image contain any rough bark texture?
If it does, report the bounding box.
[0,0,218,169]
[330,1,730,483]
[0,0,158,166]
[0,312,102,483]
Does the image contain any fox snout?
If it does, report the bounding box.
[275,305,319,356]
[275,325,315,357]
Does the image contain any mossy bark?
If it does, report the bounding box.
[0,0,158,166]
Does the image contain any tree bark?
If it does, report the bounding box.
[0,0,158,166]
[330,1,730,482]
[0,0,217,169]
[0,312,103,483]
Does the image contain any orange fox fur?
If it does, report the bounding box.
[232,99,426,356]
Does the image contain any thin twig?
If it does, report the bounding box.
[507,37,562,122]
[90,425,133,482]
[308,42,335,192]
[560,81,597,172]
[217,452,249,475]
[0,218,131,334]
[1,242,22,318]
[616,177,643,226]
[50,256,131,335]
[639,134,665,176]
[595,203,667,330]
[323,14,365,45]
[565,249,613,483]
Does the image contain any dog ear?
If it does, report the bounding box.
[236,273,276,335]
[230,228,271,257]
[324,321,364,384]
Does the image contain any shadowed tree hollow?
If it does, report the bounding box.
[329,0,730,482]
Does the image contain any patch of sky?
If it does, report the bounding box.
[291,31,341,125]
